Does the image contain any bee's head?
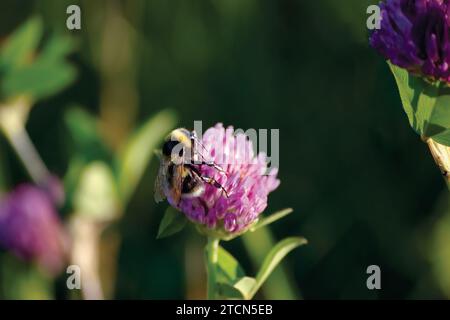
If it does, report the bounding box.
[162,128,192,159]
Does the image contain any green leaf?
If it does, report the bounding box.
[217,277,257,300]
[0,16,43,71]
[389,63,450,146]
[242,228,301,299]
[234,277,257,299]
[65,107,99,146]
[0,254,53,299]
[157,207,187,239]
[40,34,76,61]
[250,208,293,232]
[215,246,256,299]
[73,161,121,221]
[215,246,254,299]
[0,18,76,101]
[434,130,450,146]
[217,282,245,299]
[2,58,76,100]
[216,245,246,284]
[117,109,177,204]
[63,107,112,209]
[249,237,307,299]
[64,107,108,159]
[63,156,86,207]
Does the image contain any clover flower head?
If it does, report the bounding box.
[370,0,450,82]
[0,178,68,275]
[167,123,280,237]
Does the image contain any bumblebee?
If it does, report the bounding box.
[154,128,228,205]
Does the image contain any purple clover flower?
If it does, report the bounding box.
[168,123,280,236]
[370,0,450,82]
[0,179,68,275]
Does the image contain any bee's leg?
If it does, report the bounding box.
[200,176,229,198]
[187,164,229,197]
[199,161,227,175]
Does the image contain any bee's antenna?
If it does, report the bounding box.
[190,131,210,160]
[190,131,209,155]
[190,130,227,175]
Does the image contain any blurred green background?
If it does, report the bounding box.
[1,0,450,299]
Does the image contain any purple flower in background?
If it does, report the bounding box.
[0,178,67,275]
[169,123,280,236]
[370,0,450,82]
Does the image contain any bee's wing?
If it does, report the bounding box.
[154,162,167,203]
[168,164,184,205]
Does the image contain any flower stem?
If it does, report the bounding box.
[70,215,105,300]
[0,98,49,185]
[205,237,219,300]
[5,125,49,184]
[426,139,450,191]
